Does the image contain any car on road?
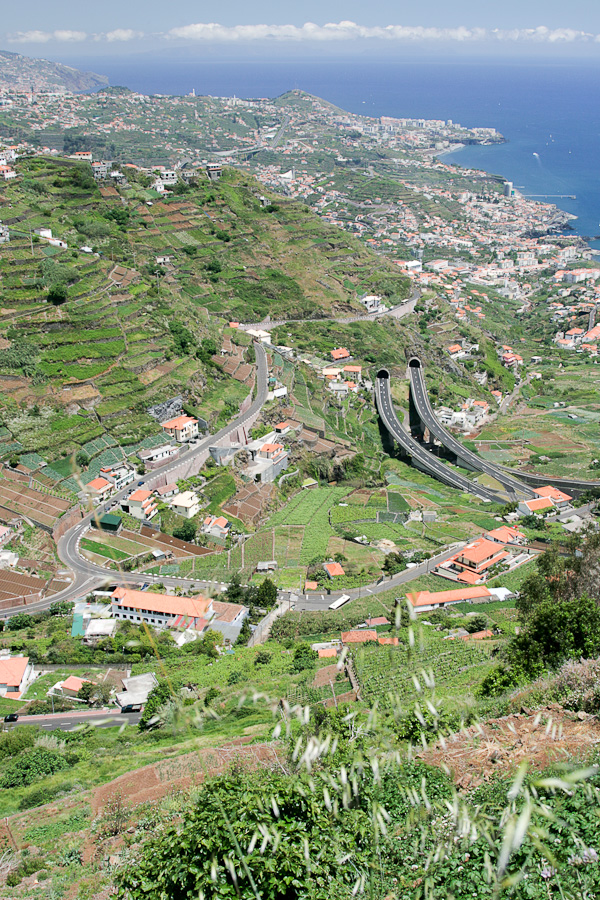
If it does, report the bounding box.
[4,713,18,723]
[120,704,142,713]
[137,480,144,486]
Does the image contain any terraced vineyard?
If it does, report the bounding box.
[0,155,409,490]
[353,638,496,707]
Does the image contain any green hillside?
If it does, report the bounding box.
[0,156,410,481]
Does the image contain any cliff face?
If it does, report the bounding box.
[0,50,108,94]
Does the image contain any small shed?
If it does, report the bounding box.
[95,514,123,534]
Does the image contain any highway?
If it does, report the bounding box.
[375,369,503,503]
[408,362,535,500]
[408,360,600,500]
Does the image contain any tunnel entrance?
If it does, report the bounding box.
[408,357,421,368]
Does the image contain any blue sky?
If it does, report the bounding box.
[3,0,600,57]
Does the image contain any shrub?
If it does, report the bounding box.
[47,283,68,305]
[173,520,197,542]
[292,643,317,673]
[7,613,34,631]
[0,727,37,762]
[465,614,489,634]
[204,687,220,706]
[19,783,68,810]
[1,747,68,788]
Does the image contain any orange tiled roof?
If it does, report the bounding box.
[112,587,211,619]
[129,489,153,502]
[407,587,491,608]
[161,415,197,429]
[534,485,572,503]
[62,675,95,692]
[87,476,111,491]
[341,630,377,643]
[0,656,29,688]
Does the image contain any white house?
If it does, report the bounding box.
[161,415,198,443]
[359,294,383,313]
[170,491,200,519]
[116,672,159,709]
[202,515,231,540]
[111,587,213,632]
[57,675,96,698]
[139,444,179,469]
[0,655,35,699]
[127,489,158,520]
[85,476,112,501]
[533,485,573,509]
[100,464,136,491]
[518,497,555,517]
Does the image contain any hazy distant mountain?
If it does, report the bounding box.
[0,49,108,94]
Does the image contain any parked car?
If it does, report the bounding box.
[4,713,18,723]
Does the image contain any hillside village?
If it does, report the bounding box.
[0,56,599,900]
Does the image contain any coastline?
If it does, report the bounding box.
[433,142,465,158]
[438,140,596,248]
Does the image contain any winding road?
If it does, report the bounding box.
[1,343,270,616]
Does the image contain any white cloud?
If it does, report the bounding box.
[8,29,87,43]
[105,28,144,42]
[53,30,87,42]
[8,31,53,44]
[167,21,598,44]
[6,22,599,46]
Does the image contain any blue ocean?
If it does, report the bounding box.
[66,56,600,246]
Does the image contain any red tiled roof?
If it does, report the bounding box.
[534,485,572,503]
[458,539,504,565]
[129,489,153,502]
[524,497,554,512]
[62,675,95,692]
[324,562,345,577]
[86,477,111,491]
[407,587,491,608]
[366,616,390,626]
[331,347,350,360]
[161,415,197,429]
[112,587,211,619]
[486,526,526,543]
[0,656,29,688]
[341,630,377,643]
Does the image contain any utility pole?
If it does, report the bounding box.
[29,227,34,257]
